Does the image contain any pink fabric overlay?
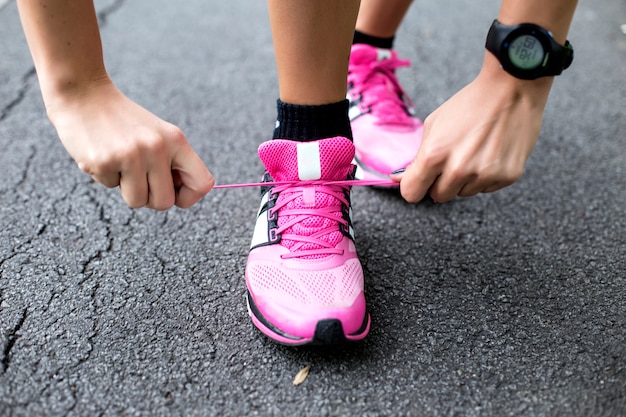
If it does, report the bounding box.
[348,44,417,127]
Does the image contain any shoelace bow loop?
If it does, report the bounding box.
[349,56,415,125]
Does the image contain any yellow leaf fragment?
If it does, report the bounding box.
[293,364,312,386]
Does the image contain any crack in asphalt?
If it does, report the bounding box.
[0,0,126,123]
[0,68,36,123]
[0,0,124,411]
[14,145,37,190]
[1,308,28,374]
[0,0,127,413]
[79,203,114,278]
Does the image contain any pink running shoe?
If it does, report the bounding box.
[348,44,424,184]
[245,137,370,346]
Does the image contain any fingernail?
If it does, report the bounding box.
[390,168,406,175]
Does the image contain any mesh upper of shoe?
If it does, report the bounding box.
[247,259,363,306]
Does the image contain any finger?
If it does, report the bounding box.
[145,165,176,211]
[119,163,149,208]
[482,182,509,194]
[458,185,485,197]
[458,178,492,197]
[77,161,121,188]
[398,157,442,203]
[388,168,405,184]
[172,169,183,190]
[424,158,479,202]
[427,171,472,203]
[170,145,214,208]
[91,173,121,188]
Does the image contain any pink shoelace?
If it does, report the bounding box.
[213,179,397,189]
[270,182,348,259]
[349,55,415,125]
[215,178,398,259]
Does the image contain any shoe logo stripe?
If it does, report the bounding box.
[250,191,271,248]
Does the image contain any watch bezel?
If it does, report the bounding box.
[498,24,553,80]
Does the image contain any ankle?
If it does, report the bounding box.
[273,99,353,142]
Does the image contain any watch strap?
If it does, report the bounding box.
[486,19,573,78]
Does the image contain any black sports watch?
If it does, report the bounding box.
[485,19,574,80]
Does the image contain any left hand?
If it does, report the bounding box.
[392,55,553,203]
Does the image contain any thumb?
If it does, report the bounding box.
[171,145,214,208]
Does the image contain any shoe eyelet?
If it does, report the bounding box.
[271,190,282,204]
[269,228,280,243]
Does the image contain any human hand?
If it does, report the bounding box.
[392,56,553,203]
[48,81,214,210]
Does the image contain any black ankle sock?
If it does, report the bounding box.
[273,99,353,142]
[353,30,395,49]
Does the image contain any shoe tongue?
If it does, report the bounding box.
[350,44,393,65]
[258,137,355,182]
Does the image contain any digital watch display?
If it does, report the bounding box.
[508,35,545,70]
[485,20,573,80]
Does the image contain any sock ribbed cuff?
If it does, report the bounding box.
[353,30,395,49]
[273,99,353,142]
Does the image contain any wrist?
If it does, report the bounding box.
[43,73,121,133]
[41,70,113,119]
[478,52,553,109]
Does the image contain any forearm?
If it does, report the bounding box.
[479,0,578,104]
[498,0,578,44]
[17,0,110,110]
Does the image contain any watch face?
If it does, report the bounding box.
[508,34,545,70]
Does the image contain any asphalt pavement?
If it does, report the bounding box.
[1,0,625,416]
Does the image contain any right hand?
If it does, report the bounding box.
[47,80,214,210]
